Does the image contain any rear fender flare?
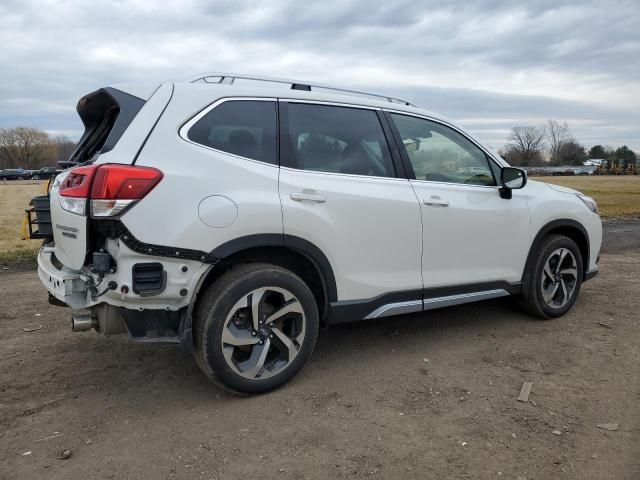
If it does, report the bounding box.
[206,234,337,303]
[179,234,337,348]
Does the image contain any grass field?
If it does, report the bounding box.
[0,176,638,265]
[532,175,640,218]
[0,181,46,264]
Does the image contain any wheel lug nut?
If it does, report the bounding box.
[251,331,257,336]
[259,340,264,345]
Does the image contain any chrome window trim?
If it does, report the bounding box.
[279,165,410,182]
[409,179,500,190]
[178,96,279,167]
[278,98,382,111]
[178,96,508,181]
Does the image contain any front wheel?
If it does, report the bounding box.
[520,234,583,319]
[194,263,319,394]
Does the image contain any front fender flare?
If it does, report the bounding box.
[522,219,590,291]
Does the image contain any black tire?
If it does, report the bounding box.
[194,263,319,394]
[519,234,583,319]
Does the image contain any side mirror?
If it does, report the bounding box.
[499,167,527,199]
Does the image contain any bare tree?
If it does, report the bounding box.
[544,120,571,164]
[0,129,20,168]
[0,127,55,169]
[53,135,77,162]
[504,126,545,166]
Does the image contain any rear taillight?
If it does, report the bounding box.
[58,164,163,217]
[59,165,98,197]
[90,165,163,217]
[58,165,98,215]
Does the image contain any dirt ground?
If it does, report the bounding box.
[1,222,639,480]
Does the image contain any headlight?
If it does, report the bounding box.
[577,194,598,214]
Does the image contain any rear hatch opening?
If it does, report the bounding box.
[33,87,147,271]
[70,88,146,165]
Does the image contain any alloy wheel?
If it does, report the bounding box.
[220,287,306,380]
[541,248,578,308]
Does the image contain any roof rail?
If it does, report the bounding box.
[186,72,415,106]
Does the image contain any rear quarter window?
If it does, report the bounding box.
[187,100,277,164]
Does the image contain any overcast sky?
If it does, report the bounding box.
[1,0,638,151]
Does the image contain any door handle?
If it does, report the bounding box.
[423,196,449,207]
[290,192,327,203]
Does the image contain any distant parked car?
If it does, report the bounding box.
[0,168,29,180]
[31,166,62,180]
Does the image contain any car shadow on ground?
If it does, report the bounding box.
[38,296,531,405]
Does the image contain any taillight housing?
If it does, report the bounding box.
[59,165,98,197]
[58,165,99,215]
[58,164,163,217]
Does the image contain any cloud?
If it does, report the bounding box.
[387,85,640,149]
[0,0,638,150]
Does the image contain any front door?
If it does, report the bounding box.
[387,112,530,291]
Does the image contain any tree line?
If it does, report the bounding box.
[1,123,636,173]
[499,120,637,169]
[0,127,76,170]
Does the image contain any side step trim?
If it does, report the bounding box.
[422,289,509,311]
[365,300,423,319]
[364,289,510,319]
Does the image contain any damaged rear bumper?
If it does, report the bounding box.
[36,245,195,346]
[37,245,91,309]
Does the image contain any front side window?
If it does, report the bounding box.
[187,100,277,164]
[284,103,396,178]
[390,113,495,186]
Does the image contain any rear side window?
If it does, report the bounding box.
[282,103,395,178]
[188,100,277,164]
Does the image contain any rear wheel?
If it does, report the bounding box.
[194,263,319,394]
[520,234,583,319]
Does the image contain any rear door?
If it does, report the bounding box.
[387,112,530,290]
[278,101,423,302]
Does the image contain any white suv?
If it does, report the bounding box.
[35,73,602,393]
